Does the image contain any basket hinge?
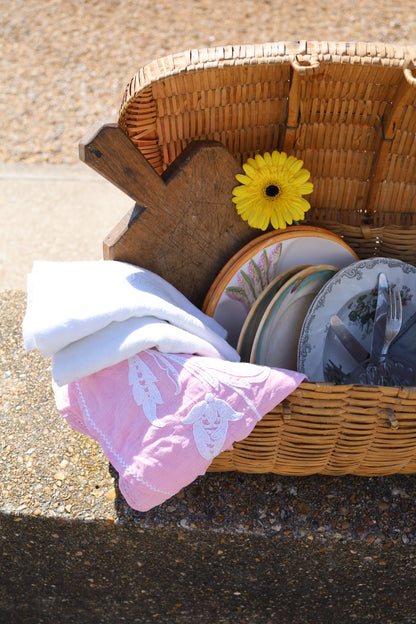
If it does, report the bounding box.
[282,55,321,153]
[290,54,321,76]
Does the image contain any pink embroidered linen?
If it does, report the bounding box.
[53,350,306,511]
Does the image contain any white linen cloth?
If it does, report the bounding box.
[23,260,239,385]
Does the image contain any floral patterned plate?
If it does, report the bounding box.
[251,265,338,369]
[297,257,416,382]
[202,226,358,348]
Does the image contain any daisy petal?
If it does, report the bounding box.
[298,182,314,195]
[235,173,251,185]
[254,153,266,168]
[242,163,259,180]
[292,170,311,185]
[286,156,304,173]
[233,184,252,196]
[246,157,258,169]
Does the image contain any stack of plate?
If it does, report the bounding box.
[202,226,359,370]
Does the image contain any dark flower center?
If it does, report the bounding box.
[265,184,280,198]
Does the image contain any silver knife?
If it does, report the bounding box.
[370,272,389,358]
[330,315,369,364]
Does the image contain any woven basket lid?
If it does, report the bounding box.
[117,41,416,227]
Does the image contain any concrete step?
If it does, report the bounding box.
[2,289,416,622]
[0,163,132,292]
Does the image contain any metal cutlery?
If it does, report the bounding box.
[325,273,406,386]
[370,272,389,358]
[381,286,403,354]
[329,315,369,364]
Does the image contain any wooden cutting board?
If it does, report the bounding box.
[79,123,258,307]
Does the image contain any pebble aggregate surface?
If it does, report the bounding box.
[2,1,416,165]
[3,289,416,623]
[2,290,416,622]
[3,2,416,621]
[1,289,416,546]
[0,291,116,523]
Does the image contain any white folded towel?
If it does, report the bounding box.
[52,316,236,385]
[23,260,239,384]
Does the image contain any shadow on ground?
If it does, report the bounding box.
[2,510,416,624]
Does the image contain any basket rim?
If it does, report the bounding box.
[118,40,416,122]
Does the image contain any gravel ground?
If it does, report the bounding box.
[2,0,416,165]
[3,288,416,623]
[0,290,116,524]
[2,288,416,547]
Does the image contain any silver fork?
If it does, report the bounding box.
[381,286,403,355]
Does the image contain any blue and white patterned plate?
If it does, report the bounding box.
[297,257,416,382]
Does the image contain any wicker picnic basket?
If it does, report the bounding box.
[82,41,416,476]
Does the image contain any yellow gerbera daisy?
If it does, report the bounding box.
[232,151,313,231]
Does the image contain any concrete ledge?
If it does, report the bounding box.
[0,163,133,291]
[2,289,416,622]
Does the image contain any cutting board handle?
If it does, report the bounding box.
[79,122,166,210]
[79,122,257,306]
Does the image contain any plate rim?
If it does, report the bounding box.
[236,263,311,360]
[250,264,339,366]
[202,226,359,316]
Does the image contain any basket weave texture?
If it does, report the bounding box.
[118,41,416,475]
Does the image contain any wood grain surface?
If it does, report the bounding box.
[80,123,258,306]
